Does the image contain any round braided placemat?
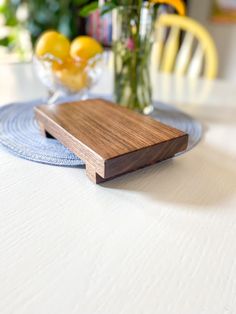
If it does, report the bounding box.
[0,97,202,166]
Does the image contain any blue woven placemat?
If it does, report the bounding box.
[0,96,202,167]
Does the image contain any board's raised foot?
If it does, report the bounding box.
[38,121,54,138]
[86,164,105,184]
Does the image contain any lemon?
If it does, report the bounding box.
[51,57,78,72]
[35,30,70,62]
[70,36,103,61]
[55,68,88,92]
[53,58,88,92]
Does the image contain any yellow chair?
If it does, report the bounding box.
[153,14,218,79]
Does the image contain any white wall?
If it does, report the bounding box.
[189,0,236,81]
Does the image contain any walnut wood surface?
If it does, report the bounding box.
[35,99,188,183]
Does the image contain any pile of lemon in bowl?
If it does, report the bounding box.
[34,30,104,96]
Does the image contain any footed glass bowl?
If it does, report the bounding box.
[34,53,105,104]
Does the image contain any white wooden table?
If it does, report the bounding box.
[1,63,236,314]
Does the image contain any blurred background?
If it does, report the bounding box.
[0,0,236,81]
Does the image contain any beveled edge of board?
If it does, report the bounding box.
[103,133,188,178]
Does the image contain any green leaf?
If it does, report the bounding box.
[100,2,117,15]
[0,37,10,47]
[79,1,98,17]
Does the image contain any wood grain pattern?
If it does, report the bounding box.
[35,99,188,183]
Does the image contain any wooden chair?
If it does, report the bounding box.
[153,14,218,79]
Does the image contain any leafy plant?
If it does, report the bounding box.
[26,0,82,44]
[0,0,31,60]
[0,0,88,60]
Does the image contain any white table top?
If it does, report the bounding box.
[1,63,236,314]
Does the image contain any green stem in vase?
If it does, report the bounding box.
[112,2,155,113]
[133,4,141,108]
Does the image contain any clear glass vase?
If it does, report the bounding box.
[112,4,156,114]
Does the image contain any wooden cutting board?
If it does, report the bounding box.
[35,99,188,183]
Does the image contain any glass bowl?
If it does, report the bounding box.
[33,53,105,104]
